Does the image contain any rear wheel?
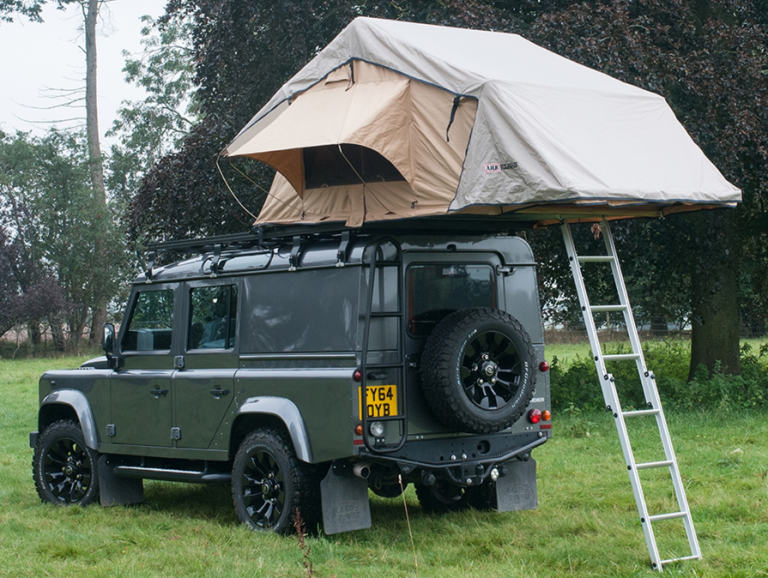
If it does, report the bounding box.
[232,429,320,535]
[416,479,496,513]
[33,419,100,506]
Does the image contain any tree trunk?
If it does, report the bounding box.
[50,321,66,352]
[688,213,741,380]
[83,0,108,344]
[28,321,42,347]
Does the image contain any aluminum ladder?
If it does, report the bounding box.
[561,220,701,572]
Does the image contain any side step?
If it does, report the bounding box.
[113,465,231,484]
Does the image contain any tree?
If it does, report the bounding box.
[107,14,198,198]
[2,0,115,343]
[0,129,123,349]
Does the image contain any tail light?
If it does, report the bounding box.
[528,408,542,424]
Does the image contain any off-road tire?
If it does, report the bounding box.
[420,307,536,434]
[232,428,321,535]
[33,419,100,506]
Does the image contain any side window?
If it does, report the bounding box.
[122,289,175,351]
[407,264,496,337]
[188,285,238,350]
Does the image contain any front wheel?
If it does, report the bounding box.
[232,428,320,535]
[33,419,100,506]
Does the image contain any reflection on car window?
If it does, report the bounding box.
[188,285,237,350]
[407,264,495,337]
[122,289,175,351]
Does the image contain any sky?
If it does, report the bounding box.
[0,0,167,146]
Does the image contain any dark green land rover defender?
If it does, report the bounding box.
[30,224,551,534]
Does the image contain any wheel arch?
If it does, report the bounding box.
[39,389,99,450]
[231,396,313,463]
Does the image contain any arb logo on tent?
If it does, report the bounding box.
[484,162,519,173]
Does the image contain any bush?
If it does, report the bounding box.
[549,340,768,412]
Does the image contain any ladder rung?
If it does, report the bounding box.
[603,353,640,361]
[622,409,660,417]
[636,460,674,470]
[649,511,687,522]
[660,555,700,565]
[577,255,615,263]
[591,305,627,312]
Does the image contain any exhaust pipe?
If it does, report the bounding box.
[353,462,371,479]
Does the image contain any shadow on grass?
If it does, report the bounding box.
[140,481,238,525]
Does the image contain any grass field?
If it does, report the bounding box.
[1,357,767,577]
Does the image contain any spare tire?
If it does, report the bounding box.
[420,307,536,434]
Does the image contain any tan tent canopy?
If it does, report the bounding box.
[223,18,741,227]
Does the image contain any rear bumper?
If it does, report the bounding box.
[360,430,548,485]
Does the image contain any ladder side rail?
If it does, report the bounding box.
[599,221,659,405]
[561,223,609,385]
[652,403,702,560]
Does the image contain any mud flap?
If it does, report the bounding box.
[495,457,537,512]
[320,465,371,535]
[98,455,145,507]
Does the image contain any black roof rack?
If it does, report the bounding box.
[146,215,535,255]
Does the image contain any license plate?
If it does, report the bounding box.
[358,385,398,419]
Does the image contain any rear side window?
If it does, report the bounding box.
[188,285,238,350]
[122,289,175,351]
[240,268,359,353]
[407,264,495,337]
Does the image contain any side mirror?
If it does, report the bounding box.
[102,323,116,356]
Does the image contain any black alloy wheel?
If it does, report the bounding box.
[461,330,522,411]
[33,419,100,506]
[232,429,321,535]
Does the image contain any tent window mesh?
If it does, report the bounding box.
[304,144,405,189]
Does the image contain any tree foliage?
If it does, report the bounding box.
[0,129,124,348]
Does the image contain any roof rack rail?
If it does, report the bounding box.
[147,231,264,254]
[145,214,535,258]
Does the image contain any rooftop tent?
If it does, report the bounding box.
[223,17,741,227]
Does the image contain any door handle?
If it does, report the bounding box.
[209,388,230,399]
[366,372,389,380]
[149,387,169,399]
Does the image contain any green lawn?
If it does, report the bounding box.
[1,357,767,577]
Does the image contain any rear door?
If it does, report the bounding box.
[172,279,239,450]
[403,252,503,434]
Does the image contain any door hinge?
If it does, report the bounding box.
[174,355,185,369]
[496,264,515,276]
[170,427,181,440]
[106,424,116,437]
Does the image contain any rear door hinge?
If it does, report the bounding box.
[170,427,181,441]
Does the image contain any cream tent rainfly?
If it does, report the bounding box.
[223,17,741,227]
